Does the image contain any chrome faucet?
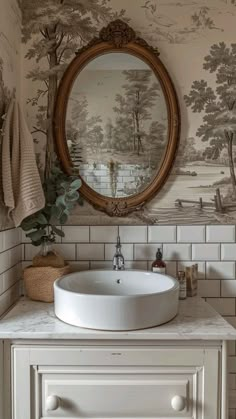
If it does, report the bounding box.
[113,236,125,270]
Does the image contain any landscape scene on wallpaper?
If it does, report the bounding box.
[140,0,236,45]
[21,0,236,223]
[67,69,166,166]
[67,68,167,198]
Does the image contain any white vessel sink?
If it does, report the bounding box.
[54,270,179,331]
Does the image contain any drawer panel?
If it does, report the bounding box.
[28,346,205,367]
[40,366,202,418]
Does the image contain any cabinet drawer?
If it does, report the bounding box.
[40,366,202,418]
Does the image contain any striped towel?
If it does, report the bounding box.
[1,98,45,226]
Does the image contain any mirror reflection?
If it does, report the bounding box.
[66,53,168,198]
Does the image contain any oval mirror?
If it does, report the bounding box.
[54,20,180,216]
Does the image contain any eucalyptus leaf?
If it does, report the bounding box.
[66,191,79,202]
[56,195,66,207]
[51,225,65,237]
[59,213,68,225]
[70,179,82,190]
[36,213,48,225]
[61,181,69,191]
[32,238,44,246]
[21,218,38,231]
[26,229,46,241]
[20,164,82,245]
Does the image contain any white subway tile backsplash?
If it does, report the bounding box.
[206,225,235,243]
[69,261,90,271]
[229,373,236,390]
[229,342,236,356]
[163,244,191,260]
[77,244,104,260]
[3,228,21,250]
[90,226,118,243]
[198,280,221,297]
[134,244,162,260]
[221,281,236,297]
[119,226,147,243]
[0,232,4,252]
[222,244,236,261]
[90,261,112,270]
[206,261,235,279]
[125,261,148,270]
[2,263,21,293]
[206,298,235,316]
[54,244,76,261]
[0,282,20,317]
[148,226,176,243]
[24,244,40,260]
[177,226,205,243]
[62,226,89,243]
[105,243,133,261]
[192,244,220,261]
[229,358,236,374]
[177,261,205,279]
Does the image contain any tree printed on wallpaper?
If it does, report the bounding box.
[22,0,124,179]
[67,95,104,165]
[67,69,166,170]
[113,70,165,160]
[184,42,236,203]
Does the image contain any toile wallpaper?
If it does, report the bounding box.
[20,0,236,226]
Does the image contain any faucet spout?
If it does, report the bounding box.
[113,235,125,271]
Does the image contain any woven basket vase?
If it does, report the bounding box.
[24,264,71,303]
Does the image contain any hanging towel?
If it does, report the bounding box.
[1,98,45,226]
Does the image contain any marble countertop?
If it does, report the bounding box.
[0,297,235,341]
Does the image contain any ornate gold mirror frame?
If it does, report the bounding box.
[53,19,180,216]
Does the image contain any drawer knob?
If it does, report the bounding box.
[171,395,186,411]
[46,395,60,411]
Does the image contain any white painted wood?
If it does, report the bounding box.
[11,344,220,419]
[4,340,11,419]
[27,346,205,366]
[203,347,220,419]
[0,340,3,419]
[41,368,198,418]
[13,348,31,419]
[222,341,228,419]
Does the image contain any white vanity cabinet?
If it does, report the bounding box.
[12,343,220,419]
[0,297,235,419]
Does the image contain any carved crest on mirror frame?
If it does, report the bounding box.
[76,19,160,57]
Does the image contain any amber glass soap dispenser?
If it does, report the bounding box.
[152,248,166,274]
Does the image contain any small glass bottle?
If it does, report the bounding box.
[178,270,187,300]
[152,248,166,274]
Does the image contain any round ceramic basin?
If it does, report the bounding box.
[54,270,179,331]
